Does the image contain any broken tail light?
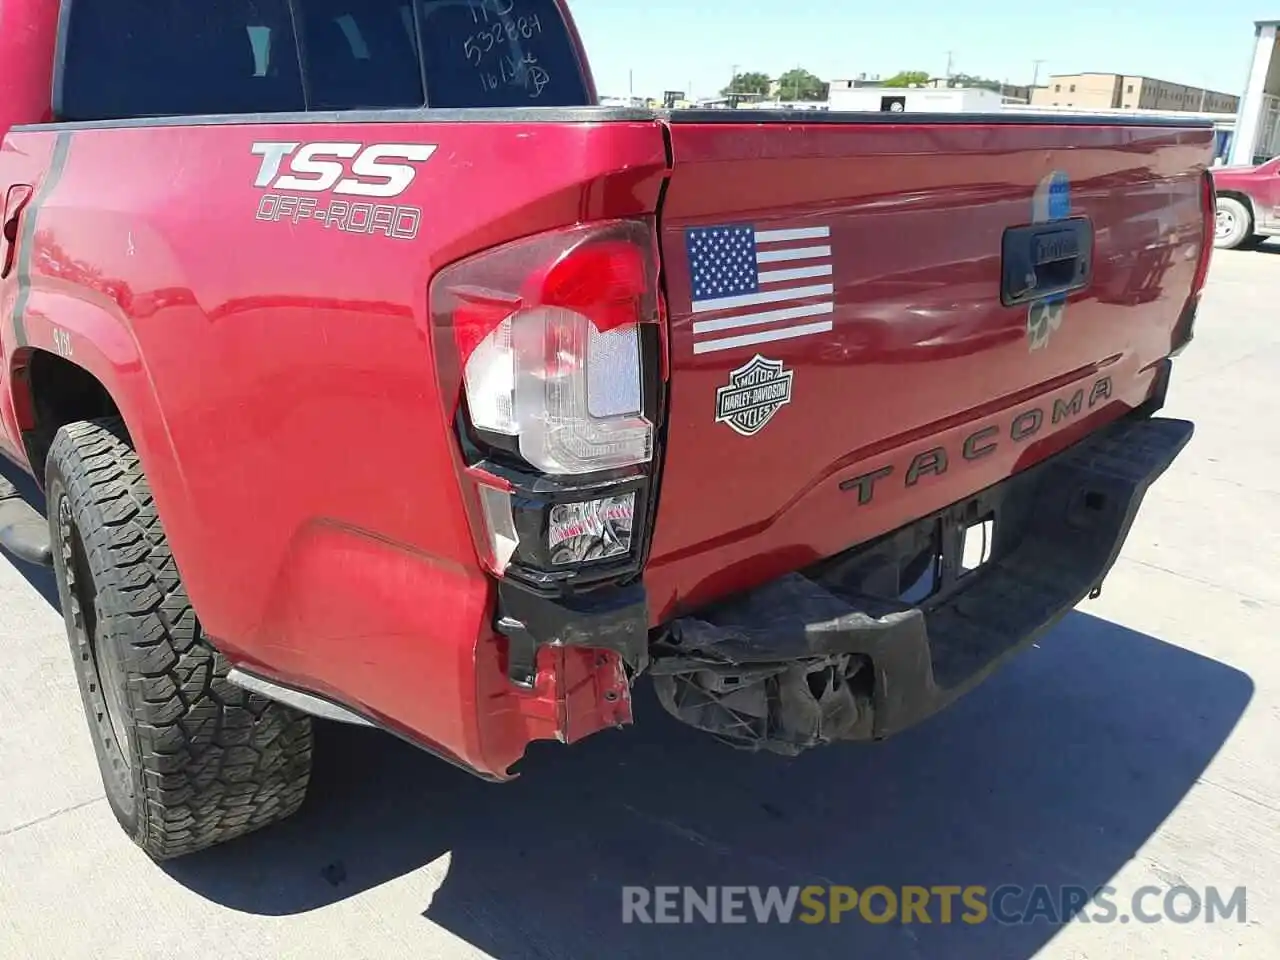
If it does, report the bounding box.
[431,220,665,590]
[440,222,657,475]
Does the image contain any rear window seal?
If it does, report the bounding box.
[15,106,654,133]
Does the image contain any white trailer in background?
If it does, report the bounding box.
[826,85,1005,113]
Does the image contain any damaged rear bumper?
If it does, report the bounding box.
[649,415,1194,755]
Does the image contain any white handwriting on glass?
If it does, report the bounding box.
[467,0,516,24]
[477,53,551,99]
[463,13,543,66]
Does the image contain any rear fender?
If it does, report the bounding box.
[10,290,190,541]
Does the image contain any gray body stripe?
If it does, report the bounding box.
[11,132,73,348]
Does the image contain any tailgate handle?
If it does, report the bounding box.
[1000,218,1093,307]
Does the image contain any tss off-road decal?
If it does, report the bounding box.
[250,141,436,241]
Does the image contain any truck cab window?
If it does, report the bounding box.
[415,0,589,108]
[54,0,589,121]
[57,0,305,121]
[294,1,426,110]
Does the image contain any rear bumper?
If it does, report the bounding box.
[648,414,1193,754]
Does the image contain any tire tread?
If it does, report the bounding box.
[49,418,312,860]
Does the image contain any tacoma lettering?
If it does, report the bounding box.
[840,376,1114,505]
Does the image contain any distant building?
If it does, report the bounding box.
[1031,73,1239,114]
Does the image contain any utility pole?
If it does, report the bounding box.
[1031,59,1047,88]
[629,69,634,99]
[945,50,955,80]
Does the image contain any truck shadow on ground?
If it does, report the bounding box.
[160,609,1250,960]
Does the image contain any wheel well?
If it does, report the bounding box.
[1217,190,1255,222]
[20,350,122,483]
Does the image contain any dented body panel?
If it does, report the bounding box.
[0,0,1212,778]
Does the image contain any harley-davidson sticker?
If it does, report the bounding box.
[715,354,795,437]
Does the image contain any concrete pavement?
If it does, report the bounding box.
[1,246,1278,959]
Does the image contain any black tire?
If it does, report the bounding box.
[1214,197,1253,250]
[47,418,312,860]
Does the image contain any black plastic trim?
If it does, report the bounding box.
[50,0,74,120]
[1138,357,1174,416]
[496,578,650,687]
[1001,217,1095,307]
[664,109,1214,129]
[1170,294,1199,357]
[0,475,53,566]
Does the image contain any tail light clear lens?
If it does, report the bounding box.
[477,484,520,574]
[435,221,658,476]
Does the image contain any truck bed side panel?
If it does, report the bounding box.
[1,116,667,772]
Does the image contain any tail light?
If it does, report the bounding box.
[1173,170,1216,356]
[431,220,665,589]
[1192,170,1216,296]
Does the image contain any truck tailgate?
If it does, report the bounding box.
[645,114,1212,619]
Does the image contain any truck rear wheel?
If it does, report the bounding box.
[46,418,313,860]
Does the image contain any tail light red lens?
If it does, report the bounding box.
[432,220,660,477]
[1193,170,1216,295]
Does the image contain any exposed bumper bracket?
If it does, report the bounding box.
[496,579,650,688]
[650,415,1194,755]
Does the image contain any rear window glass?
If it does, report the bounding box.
[59,0,306,121]
[416,0,590,108]
[296,2,425,110]
[57,0,589,121]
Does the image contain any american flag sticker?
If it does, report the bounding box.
[684,223,834,355]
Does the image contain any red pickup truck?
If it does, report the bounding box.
[1211,156,1280,249]
[0,0,1212,861]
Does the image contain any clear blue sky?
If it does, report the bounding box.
[568,0,1272,99]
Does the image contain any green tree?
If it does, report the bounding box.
[883,70,931,88]
[722,71,772,97]
[776,68,827,101]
